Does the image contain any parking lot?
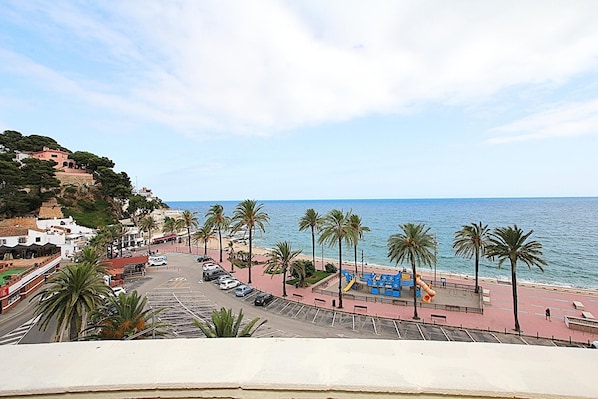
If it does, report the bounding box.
[135,253,584,347]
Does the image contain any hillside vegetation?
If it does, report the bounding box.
[0,130,165,227]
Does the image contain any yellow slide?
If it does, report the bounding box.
[416,275,436,303]
[343,278,356,292]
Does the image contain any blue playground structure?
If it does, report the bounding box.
[359,271,422,298]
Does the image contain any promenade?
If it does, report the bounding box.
[157,240,598,345]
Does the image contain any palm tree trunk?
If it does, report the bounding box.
[248,228,253,284]
[311,227,316,270]
[411,258,419,320]
[147,232,152,255]
[282,265,287,297]
[354,245,358,275]
[204,241,208,255]
[69,318,79,341]
[187,227,191,254]
[338,238,343,309]
[511,261,520,331]
[218,228,223,262]
[474,250,480,293]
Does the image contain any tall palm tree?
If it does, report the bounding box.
[348,213,370,275]
[33,262,111,341]
[86,290,167,340]
[485,225,546,332]
[453,221,490,293]
[387,223,437,320]
[205,204,231,263]
[264,241,302,297]
[231,200,269,284]
[180,210,199,254]
[298,208,321,270]
[139,215,157,255]
[193,307,267,337]
[193,222,215,255]
[162,216,179,245]
[318,209,354,309]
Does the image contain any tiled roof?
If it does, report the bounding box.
[0,227,29,237]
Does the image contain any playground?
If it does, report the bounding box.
[315,269,483,313]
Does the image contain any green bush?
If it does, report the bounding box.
[325,263,337,273]
[291,259,315,279]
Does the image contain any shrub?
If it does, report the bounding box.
[291,259,315,279]
[325,263,337,273]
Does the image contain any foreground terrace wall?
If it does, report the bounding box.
[0,338,595,398]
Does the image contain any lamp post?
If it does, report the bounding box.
[361,249,364,275]
[434,233,438,286]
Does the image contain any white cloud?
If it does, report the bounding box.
[487,99,598,144]
[4,1,598,137]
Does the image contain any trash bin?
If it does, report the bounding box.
[295,282,299,289]
[332,299,336,308]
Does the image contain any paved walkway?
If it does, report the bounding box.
[153,242,598,344]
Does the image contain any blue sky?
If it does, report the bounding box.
[1,1,597,201]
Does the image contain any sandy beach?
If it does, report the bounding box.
[161,236,598,345]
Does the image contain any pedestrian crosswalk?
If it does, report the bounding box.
[0,315,40,345]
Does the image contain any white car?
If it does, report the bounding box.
[219,279,241,290]
[110,286,127,297]
[202,263,221,271]
[148,255,167,266]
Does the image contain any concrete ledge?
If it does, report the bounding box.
[0,338,596,398]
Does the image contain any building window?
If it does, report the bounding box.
[35,237,41,242]
[0,239,6,245]
[51,154,57,158]
[18,237,26,244]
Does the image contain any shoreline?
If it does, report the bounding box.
[213,237,598,296]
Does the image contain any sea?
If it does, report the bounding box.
[166,198,598,290]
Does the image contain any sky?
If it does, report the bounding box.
[1,1,598,202]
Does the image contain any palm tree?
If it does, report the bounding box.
[387,223,437,320]
[86,290,166,340]
[318,209,354,309]
[162,216,179,245]
[231,200,269,284]
[139,215,157,255]
[75,245,104,266]
[264,241,302,297]
[180,210,199,254]
[193,307,267,337]
[227,241,236,272]
[205,204,231,263]
[298,208,322,270]
[453,221,490,293]
[348,213,370,275]
[193,222,215,255]
[485,225,546,332]
[33,262,111,341]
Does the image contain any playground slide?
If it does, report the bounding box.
[343,278,356,292]
[415,275,436,303]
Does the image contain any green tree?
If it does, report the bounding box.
[205,204,231,263]
[162,216,179,245]
[33,262,111,341]
[87,290,166,340]
[318,209,354,309]
[453,221,490,293]
[264,241,302,297]
[69,151,115,172]
[193,307,267,337]
[231,200,269,284]
[387,223,437,320]
[348,213,370,275]
[298,208,322,270]
[139,215,157,255]
[485,225,547,332]
[180,210,199,254]
[193,222,215,255]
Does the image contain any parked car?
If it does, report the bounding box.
[219,279,241,290]
[254,292,274,306]
[215,274,234,285]
[203,268,226,281]
[234,285,254,297]
[148,255,167,266]
[202,263,221,271]
[110,286,127,297]
[197,255,212,263]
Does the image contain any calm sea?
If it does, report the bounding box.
[167,198,598,290]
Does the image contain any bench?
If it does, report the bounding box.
[431,314,447,322]
[582,311,594,319]
[573,301,585,310]
[314,298,326,306]
[292,293,303,300]
[354,305,368,313]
